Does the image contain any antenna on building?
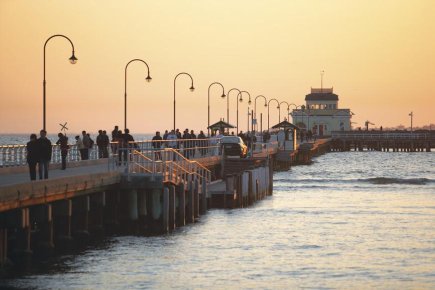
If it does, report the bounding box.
[320,70,325,92]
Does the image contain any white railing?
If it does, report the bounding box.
[0,138,221,168]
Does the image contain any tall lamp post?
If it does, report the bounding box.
[124,59,152,130]
[267,98,280,131]
[208,82,226,136]
[237,91,251,133]
[226,88,242,125]
[279,101,290,123]
[254,95,267,131]
[173,72,195,131]
[43,34,77,131]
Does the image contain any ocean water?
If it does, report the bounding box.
[1,151,435,289]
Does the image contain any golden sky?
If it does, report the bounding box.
[0,0,434,134]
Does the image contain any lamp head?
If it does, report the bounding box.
[146,75,152,83]
[248,100,252,105]
[221,93,226,98]
[264,103,267,107]
[69,53,78,64]
[277,105,280,109]
[189,86,195,92]
[239,97,243,103]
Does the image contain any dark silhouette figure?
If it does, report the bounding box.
[37,129,52,179]
[152,131,163,160]
[82,131,90,160]
[26,134,40,180]
[56,133,69,170]
[197,130,207,156]
[122,128,135,164]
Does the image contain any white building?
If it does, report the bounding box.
[291,88,352,137]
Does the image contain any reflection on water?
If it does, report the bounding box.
[2,152,435,289]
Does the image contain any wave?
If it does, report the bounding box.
[275,177,434,186]
[362,177,431,185]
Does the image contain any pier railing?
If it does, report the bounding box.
[331,131,435,140]
[0,138,221,168]
[125,148,211,185]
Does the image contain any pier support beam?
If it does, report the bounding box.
[89,192,105,236]
[53,199,73,250]
[177,183,185,227]
[162,187,169,233]
[194,178,200,219]
[31,204,54,256]
[72,196,90,243]
[187,181,195,223]
[168,185,176,230]
[0,228,7,267]
[200,178,207,215]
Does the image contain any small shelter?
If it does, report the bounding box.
[208,120,235,135]
[270,119,299,150]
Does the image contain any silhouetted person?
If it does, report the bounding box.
[182,129,191,158]
[82,131,90,160]
[96,130,105,158]
[152,131,162,160]
[122,128,135,164]
[26,134,40,181]
[37,129,52,179]
[102,130,110,158]
[197,130,207,156]
[56,133,69,170]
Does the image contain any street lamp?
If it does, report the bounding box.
[254,95,268,132]
[226,88,242,125]
[279,101,290,123]
[173,72,195,131]
[43,34,77,130]
[124,59,151,130]
[208,82,226,136]
[237,91,250,134]
[267,98,280,131]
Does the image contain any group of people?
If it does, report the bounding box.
[152,129,209,159]
[26,130,54,180]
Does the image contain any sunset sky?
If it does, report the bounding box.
[0,0,434,134]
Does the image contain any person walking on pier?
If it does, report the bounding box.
[37,129,52,179]
[96,130,110,158]
[26,134,40,181]
[121,129,136,164]
[56,133,69,170]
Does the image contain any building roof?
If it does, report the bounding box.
[305,92,339,101]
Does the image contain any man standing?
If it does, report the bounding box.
[96,130,104,158]
[197,130,207,156]
[152,131,163,160]
[37,129,52,179]
[102,130,110,158]
[26,133,40,180]
[56,133,69,170]
[82,131,90,160]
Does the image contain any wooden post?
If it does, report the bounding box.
[177,183,186,227]
[200,178,207,214]
[187,180,195,223]
[162,187,169,233]
[194,178,200,218]
[168,185,176,230]
[0,228,7,267]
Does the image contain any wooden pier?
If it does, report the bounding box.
[0,143,280,268]
[330,131,434,152]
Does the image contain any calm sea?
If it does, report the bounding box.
[1,148,435,288]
